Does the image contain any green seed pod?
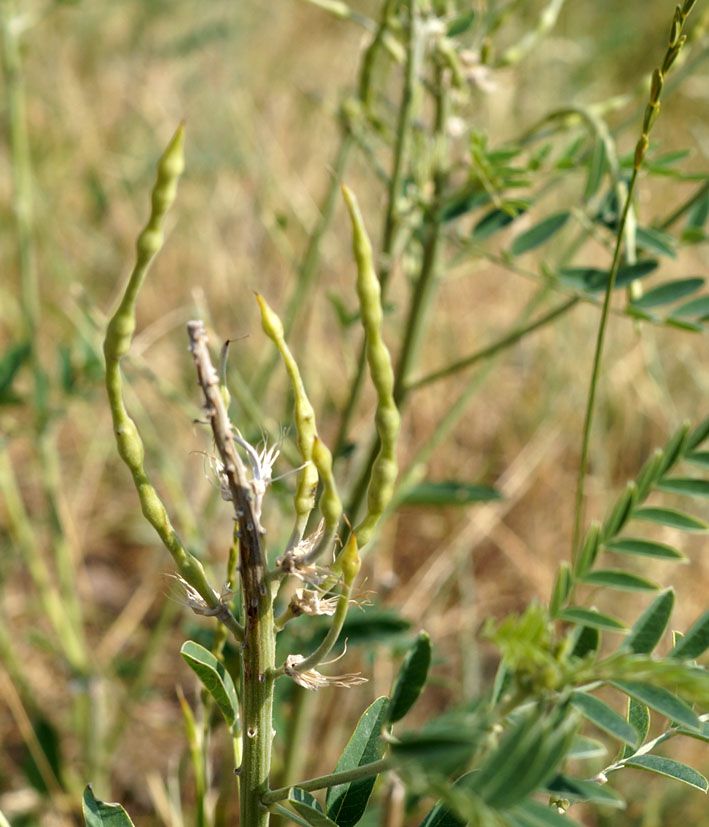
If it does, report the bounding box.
[256,293,320,542]
[335,533,361,587]
[312,436,342,538]
[341,184,401,548]
[103,126,240,639]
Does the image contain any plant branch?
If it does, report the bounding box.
[262,758,392,805]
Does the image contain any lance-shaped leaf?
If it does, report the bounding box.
[623,588,674,654]
[671,295,709,319]
[622,755,708,792]
[510,212,569,255]
[82,786,135,827]
[633,506,708,532]
[549,563,572,618]
[400,481,501,506]
[636,226,677,259]
[558,260,657,292]
[580,569,659,592]
[621,700,650,759]
[657,477,709,497]
[567,735,607,760]
[558,607,626,632]
[388,631,432,724]
[670,609,709,660]
[180,641,239,732]
[630,277,705,309]
[610,681,700,731]
[289,789,339,827]
[604,538,686,562]
[467,704,577,809]
[687,451,709,469]
[326,697,390,827]
[570,692,638,746]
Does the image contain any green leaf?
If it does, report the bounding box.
[630,278,704,309]
[468,705,577,809]
[289,789,339,827]
[624,589,674,654]
[622,755,708,792]
[545,774,625,808]
[670,609,709,659]
[584,136,606,200]
[558,607,626,631]
[687,451,709,469]
[570,692,638,746]
[575,523,601,577]
[180,641,239,731]
[558,260,657,293]
[670,295,709,319]
[0,342,30,404]
[657,477,709,497]
[633,506,708,532]
[549,563,572,618]
[687,416,709,450]
[569,625,600,659]
[676,721,709,742]
[439,189,489,222]
[326,697,390,827]
[622,700,650,759]
[472,204,528,239]
[685,188,709,235]
[446,10,476,37]
[604,538,686,561]
[510,212,569,255]
[601,483,637,539]
[636,226,677,258]
[82,786,136,827]
[388,631,432,724]
[580,569,659,592]
[657,423,690,476]
[400,480,501,506]
[610,681,700,731]
[567,735,607,760]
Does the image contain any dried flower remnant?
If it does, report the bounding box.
[168,574,234,622]
[284,654,368,691]
[232,428,281,526]
[276,521,333,585]
[289,588,339,617]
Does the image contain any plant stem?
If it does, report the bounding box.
[188,323,275,827]
[262,758,392,805]
[571,169,638,560]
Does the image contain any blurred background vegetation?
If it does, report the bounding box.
[2,0,709,824]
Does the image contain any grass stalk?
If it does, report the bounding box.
[571,1,696,560]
